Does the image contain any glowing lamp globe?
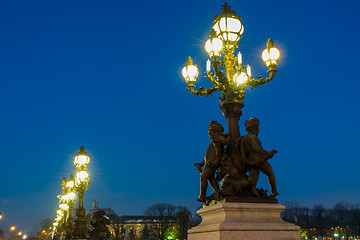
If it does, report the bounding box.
[205,37,223,58]
[262,38,281,68]
[234,72,248,85]
[182,57,198,83]
[212,3,243,47]
[66,180,74,189]
[60,194,69,202]
[67,192,76,201]
[74,150,90,169]
[75,170,89,186]
[59,204,69,211]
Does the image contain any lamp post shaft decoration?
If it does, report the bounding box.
[183,2,281,205]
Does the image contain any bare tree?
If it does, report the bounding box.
[175,206,194,240]
[144,203,177,240]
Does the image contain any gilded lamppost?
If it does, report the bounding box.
[72,146,90,239]
[182,3,281,204]
[57,175,77,240]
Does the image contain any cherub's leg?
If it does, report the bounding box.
[198,167,215,202]
[209,176,220,194]
[249,168,260,197]
[258,162,278,195]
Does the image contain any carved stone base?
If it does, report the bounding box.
[188,202,300,240]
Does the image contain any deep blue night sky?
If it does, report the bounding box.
[1,0,360,236]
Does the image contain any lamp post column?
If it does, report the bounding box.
[72,191,87,239]
[71,146,90,240]
[220,100,244,170]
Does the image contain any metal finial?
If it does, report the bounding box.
[266,38,274,48]
[222,2,236,15]
[186,56,193,66]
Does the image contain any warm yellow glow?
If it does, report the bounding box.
[56,210,63,217]
[226,17,241,32]
[67,192,76,201]
[262,44,280,68]
[235,72,248,84]
[75,170,89,186]
[10,225,15,231]
[78,170,88,181]
[182,65,198,83]
[213,16,243,43]
[59,204,69,211]
[66,180,74,188]
[270,48,280,60]
[61,194,69,201]
[18,231,22,236]
[205,37,223,57]
[22,235,27,239]
[74,155,90,168]
[53,222,58,226]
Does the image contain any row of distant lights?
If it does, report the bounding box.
[0,213,27,240]
[52,150,90,233]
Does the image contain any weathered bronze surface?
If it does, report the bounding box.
[195,118,278,205]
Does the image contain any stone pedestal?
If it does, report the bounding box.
[188,202,300,240]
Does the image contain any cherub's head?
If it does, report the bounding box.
[245,118,260,135]
[208,120,224,136]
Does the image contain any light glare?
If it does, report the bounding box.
[235,72,248,84]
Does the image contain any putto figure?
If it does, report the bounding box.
[195,121,227,202]
[195,118,278,205]
[239,118,278,197]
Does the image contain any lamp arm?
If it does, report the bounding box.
[205,70,220,87]
[212,60,228,86]
[187,84,220,97]
[247,68,277,89]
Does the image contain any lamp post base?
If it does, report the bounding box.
[188,202,300,240]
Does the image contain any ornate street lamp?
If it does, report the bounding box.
[72,146,90,239]
[63,175,77,240]
[182,4,300,240]
[55,174,77,240]
[182,3,281,202]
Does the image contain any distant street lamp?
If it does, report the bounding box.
[72,146,90,239]
[60,174,77,240]
[10,225,15,239]
[0,212,2,220]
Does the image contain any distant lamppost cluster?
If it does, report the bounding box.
[51,146,91,240]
